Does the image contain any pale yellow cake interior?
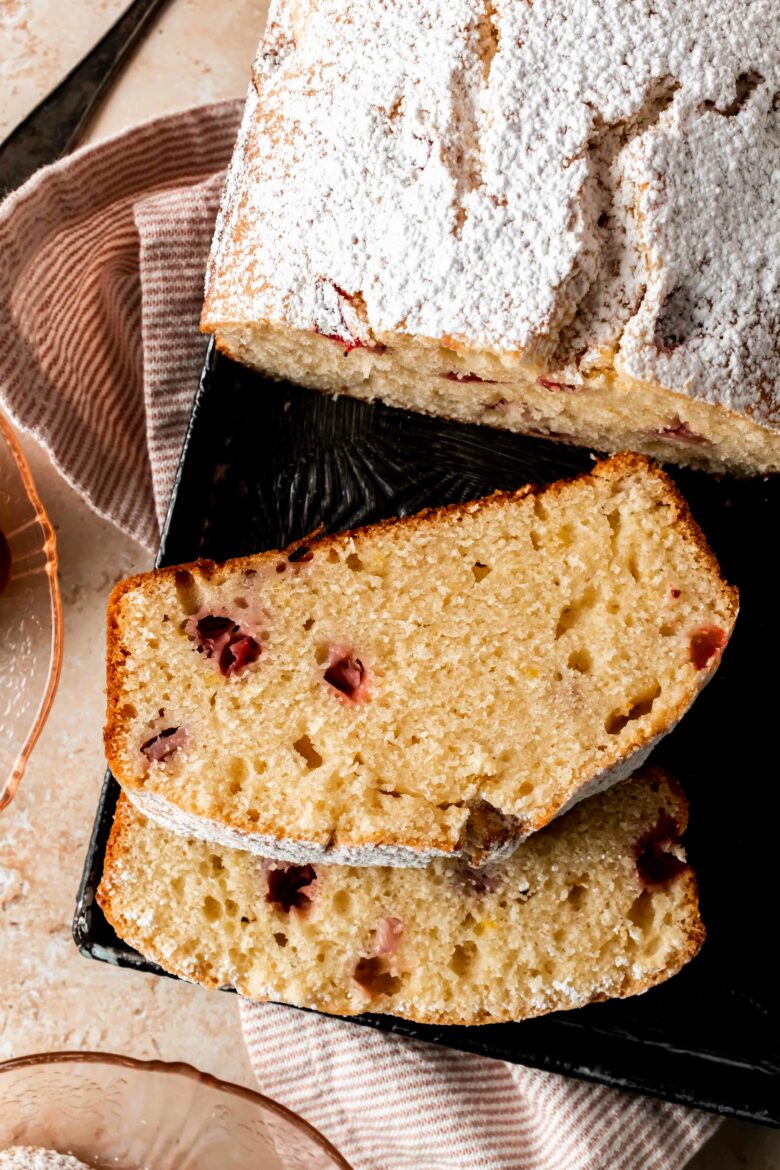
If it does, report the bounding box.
[107,457,736,862]
[98,772,703,1025]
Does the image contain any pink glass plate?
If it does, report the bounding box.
[0,412,62,811]
[0,1052,353,1169]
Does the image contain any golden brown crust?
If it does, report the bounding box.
[98,800,226,993]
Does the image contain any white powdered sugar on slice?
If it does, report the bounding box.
[205,0,779,414]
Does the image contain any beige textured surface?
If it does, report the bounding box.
[0,433,255,1088]
[0,2,777,1165]
[0,0,263,143]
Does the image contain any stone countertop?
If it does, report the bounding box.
[0,3,777,1166]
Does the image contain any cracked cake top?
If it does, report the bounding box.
[204,0,780,427]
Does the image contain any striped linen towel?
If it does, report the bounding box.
[0,102,719,1170]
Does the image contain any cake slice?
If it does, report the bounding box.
[105,454,737,867]
[98,769,704,1026]
[201,0,780,476]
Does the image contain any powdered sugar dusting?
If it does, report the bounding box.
[0,1151,92,1170]
[205,0,779,421]
[618,78,780,426]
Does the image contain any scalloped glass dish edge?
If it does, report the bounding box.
[0,1051,354,1170]
[0,411,63,811]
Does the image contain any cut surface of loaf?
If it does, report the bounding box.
[105,455,737,866]
[0,1151,92,1170]
[98,770,705,1026]
[202,0,780,476]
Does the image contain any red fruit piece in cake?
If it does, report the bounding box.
[222,635,261,675]
[318,331,364,353]
[352,917,404,996]
[192,614,236,656]
[689,625,728,669]
[452,862,503,896]
[263,861,318,914]
[141,726,187,762]
[186,612,262,677]
[374,916,403,956]
[656,421,709,446]
[323,643,370,704]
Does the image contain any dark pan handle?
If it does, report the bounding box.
[0,0,172,196]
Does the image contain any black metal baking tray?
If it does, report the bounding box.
[75,340,779,1125]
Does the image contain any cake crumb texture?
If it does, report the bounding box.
[105,455,737,865]
[98,770,705,1026]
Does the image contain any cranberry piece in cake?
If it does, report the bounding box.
[452,863,503,896]
[537,377,579,392]
[187,612,262,677]
[141,726,187,762]
[220,635,261,675]
[317,328,365,353]
[352,916,404,995]
[313,279,376,354]
[325,656,364,696]
[656,421,709,446]
[323,644,370,704]
[689,625,728,669]
[374,916,404,956]
[194,615,236,655]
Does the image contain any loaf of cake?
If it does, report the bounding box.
[202,0,780,476]
[98,769,704,1025]
[0,1152,92,1170]
[105,455,737,866]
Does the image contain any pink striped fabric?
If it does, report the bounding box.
[0,104,719,1170]
[0,99,243,550]
[242,1002,717,1170]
